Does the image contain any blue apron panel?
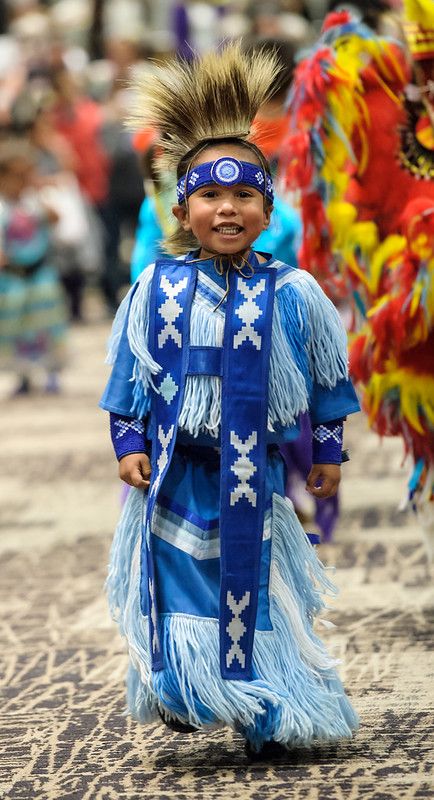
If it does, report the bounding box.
[152,533,273,632]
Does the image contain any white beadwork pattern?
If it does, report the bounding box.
[226,590,250,669]
[230,431,258,507]
[233,278,266,351]
[148,577,159,654]
[313,424,342,444]
[159,372,178,405]
[177,178,186,200]
[188,170,200,186]
[150,423,175,497]
[114,418,144,439]
[255,170,264,185]
[158,275,188,349]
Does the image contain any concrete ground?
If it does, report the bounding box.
[0,298,433,800]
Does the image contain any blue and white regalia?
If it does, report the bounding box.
[100,250,360,750]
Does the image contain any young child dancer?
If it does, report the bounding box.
[0,138,67,395]
[100,45,360,753]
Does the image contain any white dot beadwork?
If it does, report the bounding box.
[188,171,199,186]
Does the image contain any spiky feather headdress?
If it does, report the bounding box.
[128,42,281,176]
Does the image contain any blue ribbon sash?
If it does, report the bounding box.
[141,259,196,670]
[220,267,275,679]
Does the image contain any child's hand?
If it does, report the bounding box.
[119,453,151,489]
[305,463,341,499]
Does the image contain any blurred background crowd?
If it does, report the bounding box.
[0,0,405,333]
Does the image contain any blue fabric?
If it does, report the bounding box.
[130,198,165,283]
[312,419,343,465]
[219,261,276,679]
[149,536,273,632]
[187,346,223,376]
[110,412,147,461]
[142,259,197,671]
[255,196,301,266]
[309,378,360,424]
[139,444,284,631]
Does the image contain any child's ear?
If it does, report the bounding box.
[172,204,192,231]
[263,204,273,230]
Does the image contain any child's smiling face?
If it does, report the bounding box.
[172,144,272,258]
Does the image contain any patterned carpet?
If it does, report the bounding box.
[0,311,433,800]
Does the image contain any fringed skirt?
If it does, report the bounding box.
[0,263,67,372]
[107,445,358,749]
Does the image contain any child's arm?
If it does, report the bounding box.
[110,412,151,489]
[305,417,343,499]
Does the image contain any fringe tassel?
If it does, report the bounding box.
[178,299,224,438]
[107,490,358,747]
[269,292,310,427]
[105,487,144,634]
[291,271,349,388]
[105,288,134,366]
[128,267,162,396]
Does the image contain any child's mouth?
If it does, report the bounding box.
[214,225,243,236]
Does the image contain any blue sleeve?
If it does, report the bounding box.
[309,378,360,425]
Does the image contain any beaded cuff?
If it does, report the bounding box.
[109,412,147,461]
[312,418,344,465]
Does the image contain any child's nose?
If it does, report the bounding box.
[218,200,236,214]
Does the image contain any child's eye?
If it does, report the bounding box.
[202,190,217,198]
[237,190,253,198]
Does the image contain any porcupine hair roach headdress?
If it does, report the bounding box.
[128,43,280,254]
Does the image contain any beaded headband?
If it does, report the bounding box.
[176,156,274,204]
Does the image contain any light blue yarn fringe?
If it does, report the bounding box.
[288,270,349,388]
[128,266,162,397]
[105,266,159,418]
[270,285,310,426]
[107,490,359,747]
[178,298,224,438]
[105,486,143,635]
[105,287,134,367]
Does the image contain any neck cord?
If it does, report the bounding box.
[186,248,255,311]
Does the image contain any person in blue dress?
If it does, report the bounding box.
[100,44,360,755]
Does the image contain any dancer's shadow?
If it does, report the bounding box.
[151,730,369,773]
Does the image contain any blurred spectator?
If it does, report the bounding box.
[49,65,124,312]
[0,137,68,394]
